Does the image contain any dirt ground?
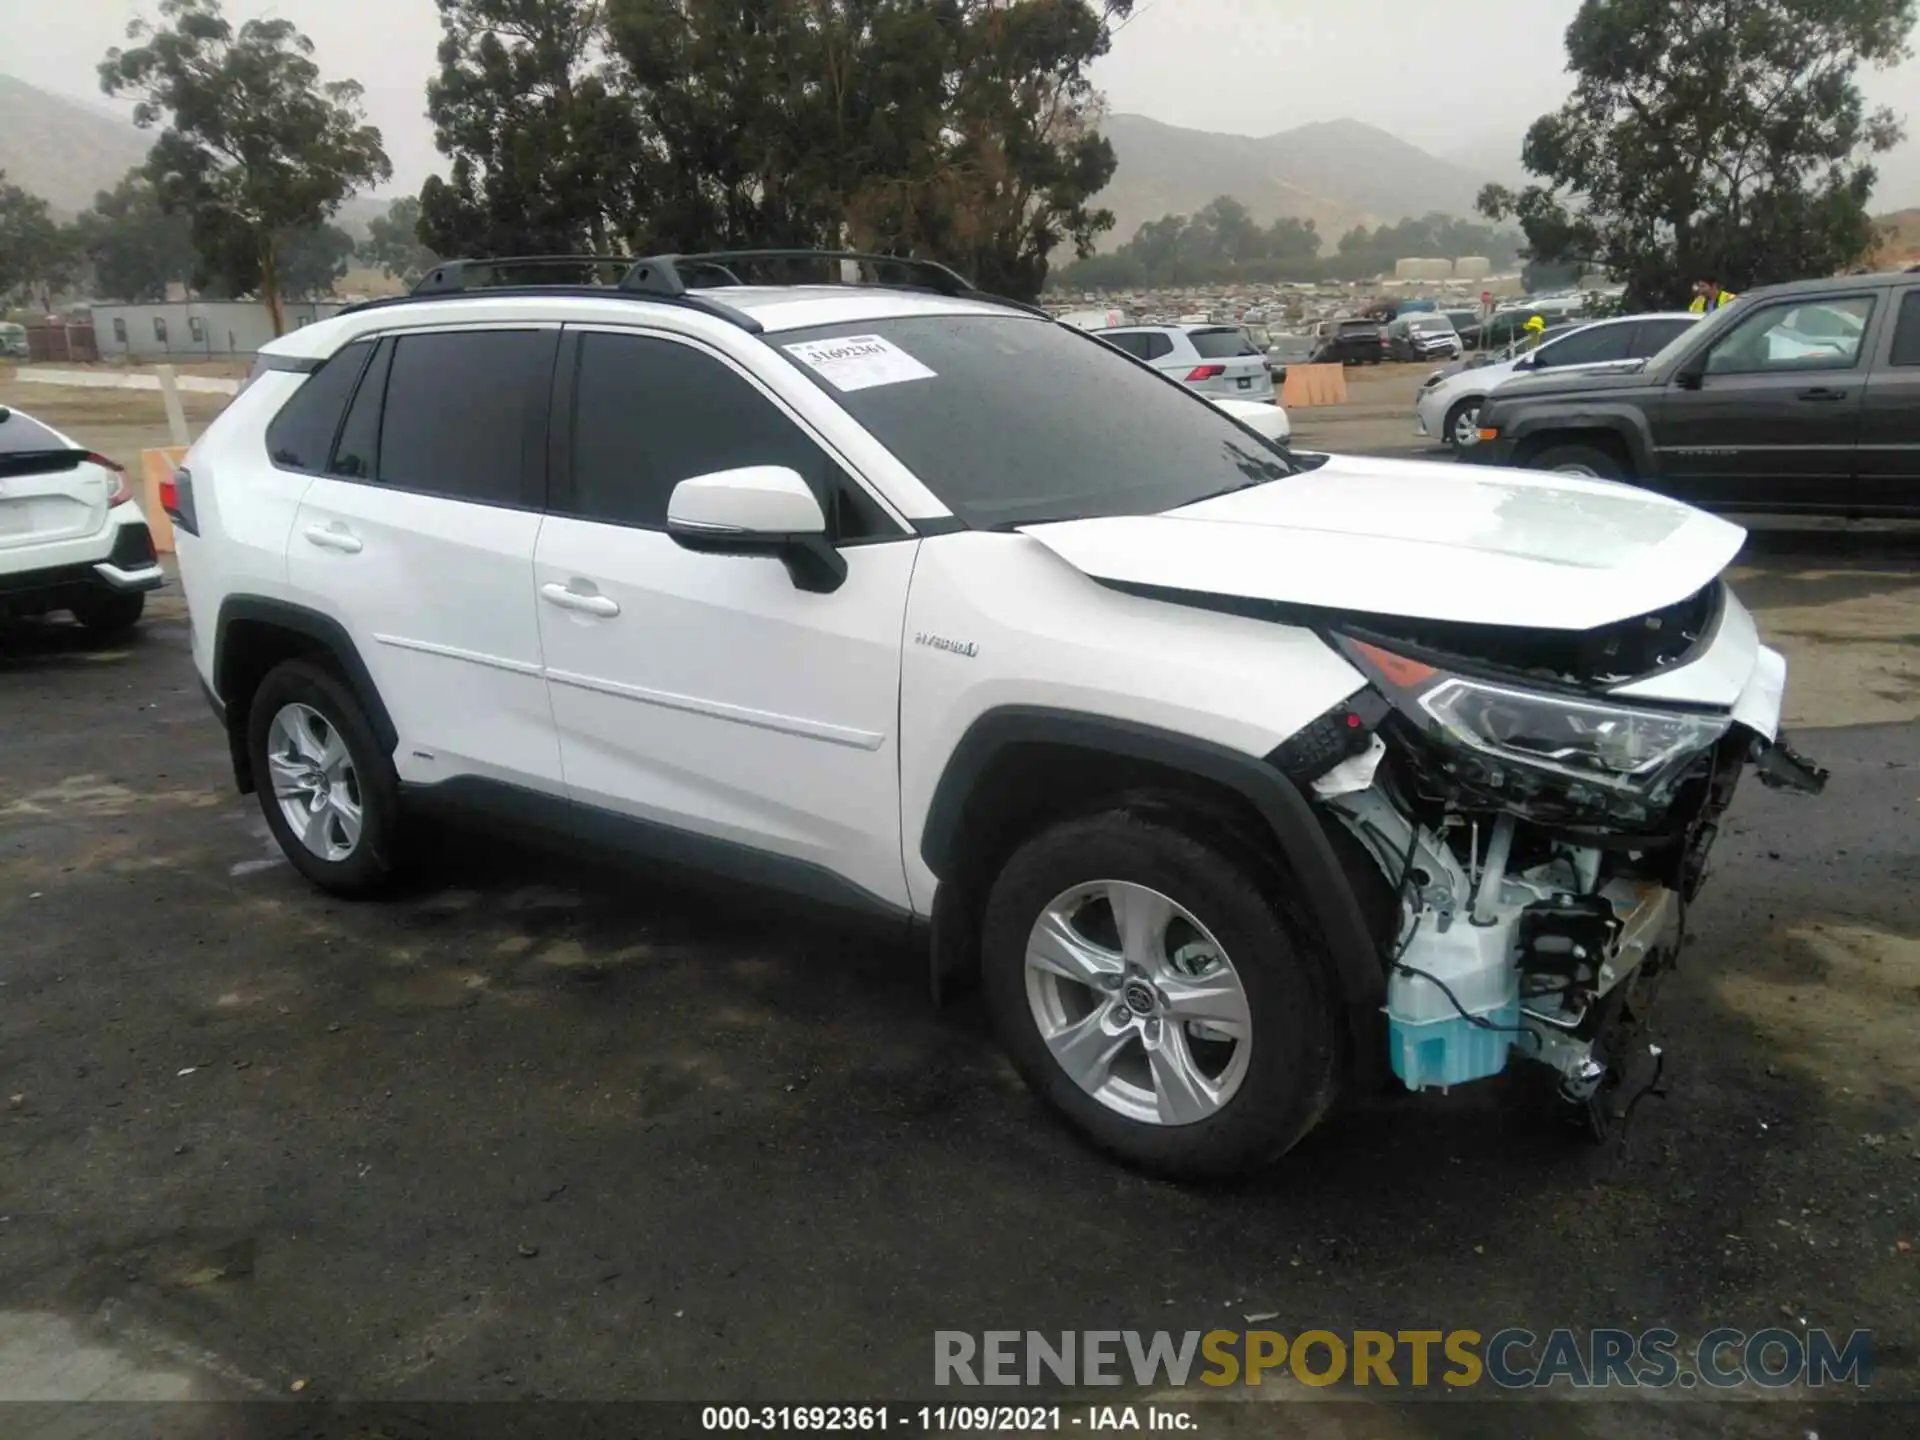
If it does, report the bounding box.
[2,374,1917,1438]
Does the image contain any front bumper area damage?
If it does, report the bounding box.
[1278,583,1824,1129]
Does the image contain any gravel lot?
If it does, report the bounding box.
[2,373,1916,1437]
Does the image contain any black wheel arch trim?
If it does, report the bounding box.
[920,706,1387,1011]
[213,596,399,790]
[1496,402,1655,472]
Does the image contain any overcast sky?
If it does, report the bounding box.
[14,0,1920,205]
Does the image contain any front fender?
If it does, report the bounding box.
[1503,402,1656,474]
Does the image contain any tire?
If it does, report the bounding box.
[1528,442,1624,480]
[247,658,403,897]
[69,589,145,635]
[1443,397,1484,450]
[981,809,1340,1181]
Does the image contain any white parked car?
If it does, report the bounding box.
[1098,323,1276,403]
[1210,395,1291,446]
[1415,312,1698,449]
[170,251,1819,1179]
[0,403,165,632]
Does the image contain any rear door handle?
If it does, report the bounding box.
[540,582,620,618]
[1797,387,1848,402]
[304,524,363,553]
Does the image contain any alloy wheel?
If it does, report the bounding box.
[266,702,364,862]
[1452,404,1482,447]
[1023,880,1253,1126]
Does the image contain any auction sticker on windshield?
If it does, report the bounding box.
[784,335,937,391]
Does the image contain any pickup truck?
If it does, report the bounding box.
[1463,270,1920,517]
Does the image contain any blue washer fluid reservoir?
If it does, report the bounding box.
[1387,908,1524,1091]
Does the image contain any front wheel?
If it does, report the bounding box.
[1528,443,1625,480]
[981,810,1340,1180]
[1443,398,1483,449]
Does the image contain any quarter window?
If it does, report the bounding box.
[264,340,373,473]
[376,329,555,506]
[1101,332,1154,360]
[560,331,893,541]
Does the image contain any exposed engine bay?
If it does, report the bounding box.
[1278,583,1828,1132]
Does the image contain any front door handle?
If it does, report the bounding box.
[304,524,363,553]
[540,582,620,618]
[1797,387,1848,402]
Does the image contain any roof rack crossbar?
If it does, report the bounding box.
[411,255,636,296]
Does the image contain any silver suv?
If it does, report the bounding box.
[1097,324,1276,402]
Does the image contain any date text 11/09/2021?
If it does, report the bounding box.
[702,1407,1191,1432]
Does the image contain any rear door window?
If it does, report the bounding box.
[329,339,392,480]
[376,330,557,507]
[1887,289,1920,367]
[1102,332,1153,360]
[1631,318,1695,356]
[265,341,372,472]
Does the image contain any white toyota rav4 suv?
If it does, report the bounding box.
[170,252,1824,1179]
[1,403,165,633]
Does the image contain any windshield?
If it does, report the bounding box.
[775,315,1294,528]
[1410,317,1455,333]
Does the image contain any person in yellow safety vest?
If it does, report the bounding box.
[1690,276,1737,313]
[1518,313,1547,352]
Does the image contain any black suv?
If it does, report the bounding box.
[1464,271,1920,516]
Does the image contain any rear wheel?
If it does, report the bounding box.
[981,810,1340,1180]
[1529,443,1625,480]
[248,659,403,897]
[1443,397,1484,449]
[69,590,145,635]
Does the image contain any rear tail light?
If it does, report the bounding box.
[1185,365,1227,381]
[89,452,134,506]
[161,465,199,536]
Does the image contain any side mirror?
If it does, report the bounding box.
[666,466,847,594]
[1672,351,1709,390]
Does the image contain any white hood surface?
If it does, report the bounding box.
[1021,454,1746,631]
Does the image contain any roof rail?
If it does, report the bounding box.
[622,250,980,299]
[353,247,1045,328]
[373,254,764,332]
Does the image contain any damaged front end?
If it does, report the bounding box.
[1277,582,1827,1131]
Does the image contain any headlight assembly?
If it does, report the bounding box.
[1418,676,1729,797]
[1338,637,1730,806]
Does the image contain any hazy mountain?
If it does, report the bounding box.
[0,74,405,233]
[1094,114,1492,246]
[0,74,151,216]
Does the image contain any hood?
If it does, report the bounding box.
[1491,361,1653,401]
[1020,454,1746,631]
